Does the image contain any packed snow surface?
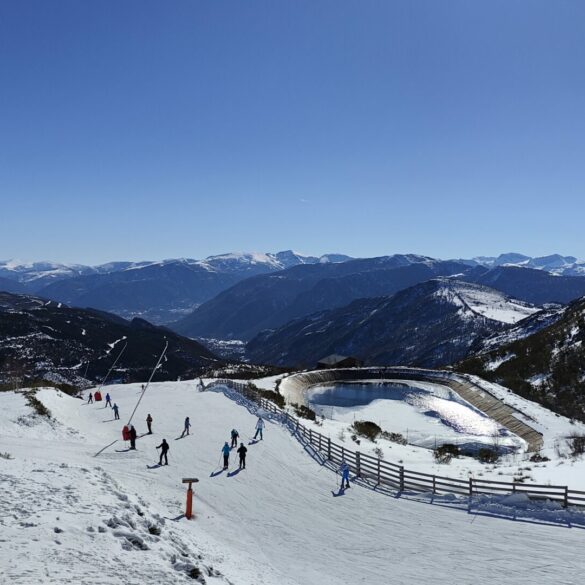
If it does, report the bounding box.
[1,381,584,584]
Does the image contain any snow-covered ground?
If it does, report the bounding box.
[1,381,584,584]
[307,381,525,452]
[269,374,585,490]
[435,281,540,324]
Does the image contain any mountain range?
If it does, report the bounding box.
[172,255,475,340]
[463,253,585,276]
[3,248,585,423]
[173,257,585,342]
[458,295,585,422]
[246,279,540,368]
[0,292,220,388]
[0,251,351,323]
[1,251,584,329]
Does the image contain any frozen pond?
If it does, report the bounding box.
[307,381,524,452]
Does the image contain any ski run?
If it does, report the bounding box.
[1,379,584,584]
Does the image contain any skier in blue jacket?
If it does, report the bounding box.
[222,442,231,470]
[105,393,112,408]
[339,460,350,490]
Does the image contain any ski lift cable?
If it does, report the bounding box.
[97,342,128,394]
[126,340,169,426]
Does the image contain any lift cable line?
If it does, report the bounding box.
[97,341,128,394]
[127,339,169,426]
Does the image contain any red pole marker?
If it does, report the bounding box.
[185,487,193,519]
[182,478,199,520]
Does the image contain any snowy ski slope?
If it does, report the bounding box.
[1,381,584,584]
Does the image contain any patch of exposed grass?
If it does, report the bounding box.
[292,403,317,421]
[434,443,460,464]
[23,390,52,418]
[352,420,382,441]
[380,431,407,445]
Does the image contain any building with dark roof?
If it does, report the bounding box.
[316,354,363,369]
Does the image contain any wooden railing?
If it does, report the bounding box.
[206,379,585,508]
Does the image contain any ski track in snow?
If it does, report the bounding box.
[0,382,584,584]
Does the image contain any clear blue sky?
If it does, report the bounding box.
[1,1,584,264]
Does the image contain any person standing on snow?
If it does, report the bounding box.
[146,414,153,434]
[253,417,265,440]
[87,392,93,404]
[180,416,191,438]
[129,424,137,450]
[105,392,112,408]
[237,443,247,469]
[222,442,231,470]
[339,459,350,490]
[156,439,169,465]
[112,403,120,420]
[230,428,239,448]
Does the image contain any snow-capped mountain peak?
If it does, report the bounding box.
[470,252,585,276]
[195,250,352,273]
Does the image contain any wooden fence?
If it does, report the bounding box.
[207,379,585,508]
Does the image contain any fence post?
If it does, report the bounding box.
[296,419,299,434]
[327,438,331,460]
[309,428,313,445]
[399,466,404,491]
[377,458,381,485]
[469,477,473,498]
[432,475,436,495]
[319,433,322,452]
[356,452,361,477]
[564,486,569,509]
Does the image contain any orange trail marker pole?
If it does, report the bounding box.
[185,487,193,519]
[182,478,199,520]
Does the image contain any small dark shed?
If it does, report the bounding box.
[316,354,363,369]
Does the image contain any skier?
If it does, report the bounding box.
[105,392,112,408]
[230,428,239,448]
[129,424,137,450]
[237,443,247,469]
[112,403,120,420]
[146,414,153,434]
[222,442,231,470]
[339,459,350,490]
[87,392,93,404]
[180,416,191,438]
[253,417,265,440]
[156,439,169,465]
